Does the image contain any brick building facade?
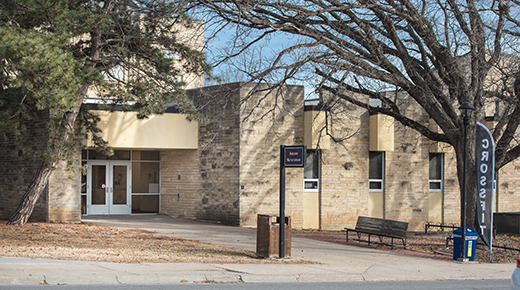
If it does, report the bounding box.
[3,81,520,232]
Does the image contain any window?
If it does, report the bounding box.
[304,150,320,191]
[81,149,161,214]
[429,153,443,192]
[369,151,384,191]
[103,64,125,82]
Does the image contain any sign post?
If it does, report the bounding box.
[475,122,495,261]
[279,145,306,258]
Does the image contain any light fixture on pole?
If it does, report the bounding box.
[458,101,474,263]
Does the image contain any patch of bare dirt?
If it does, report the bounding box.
[294,229,520,263]
[0,220,303,264]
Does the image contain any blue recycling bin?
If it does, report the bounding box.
[452,226,478,261]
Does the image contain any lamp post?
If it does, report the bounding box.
[458,101,474,263]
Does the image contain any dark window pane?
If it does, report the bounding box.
[88,150,108,160]
[430,182,441,190]
[304,180,319,190]
[429,153,442,180]
[304,151,320,179]
[110,150,130,160]
[132,162,160,193]
[132,195,159,213]
[92,165,106,205]
[369,152,383,179]
[132,151,160,161]
[112,165,127,205]
[87,150,130,160]
[369,181,382,190]
[81,161,87,194]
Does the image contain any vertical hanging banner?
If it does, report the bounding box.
[475,122,494,247]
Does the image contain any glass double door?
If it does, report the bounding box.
[87,161,131,215]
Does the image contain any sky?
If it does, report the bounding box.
[200,18,318,99]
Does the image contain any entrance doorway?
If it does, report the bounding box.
[87,161,131,215]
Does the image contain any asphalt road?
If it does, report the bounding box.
[0,280,511,290]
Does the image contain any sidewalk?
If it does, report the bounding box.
[0,215,514,285]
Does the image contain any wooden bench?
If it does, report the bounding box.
[344,216,408,249]
[424,221,459,233]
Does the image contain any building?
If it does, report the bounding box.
[3,24,520,233]
[3,77,520,232]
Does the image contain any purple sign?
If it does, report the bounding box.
[283,146,306,167]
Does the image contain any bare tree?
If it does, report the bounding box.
[192,0,520,228]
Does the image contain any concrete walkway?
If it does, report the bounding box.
[0,215,514,285]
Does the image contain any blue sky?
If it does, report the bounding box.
[201,20,318,99]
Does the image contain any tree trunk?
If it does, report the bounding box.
[454,125,477,230]
[6,36,94,226]
[7,162,53,226]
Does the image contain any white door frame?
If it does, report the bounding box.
[86,161,132,215]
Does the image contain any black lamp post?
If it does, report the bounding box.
[458,101,474,263]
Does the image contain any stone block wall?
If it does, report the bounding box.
[186,83,305,228]
[48,158,81,222]
[238,84,305,228]
[188,83,242,225]
[182,83,520,232]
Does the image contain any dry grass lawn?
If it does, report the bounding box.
[0,220,297,264]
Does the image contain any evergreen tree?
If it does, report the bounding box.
[0,0,211,225]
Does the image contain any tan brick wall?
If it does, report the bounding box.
[496,159,520,212]
[384,101,430,230]
[166,84,520,232]
[317,95,464,232]
[442,150,461,226]
[319,102,370,230]
[160,149,202,219]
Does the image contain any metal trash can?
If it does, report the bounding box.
[256,214,291,258]
[452,226,478,261]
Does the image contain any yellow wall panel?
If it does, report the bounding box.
[369,114,394,151]
[368,192,384,219]
[304,110,330,150]
[428,192,443,223]
[88,111,198,149]
[303,191,319,229]
[428,119,453,153]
